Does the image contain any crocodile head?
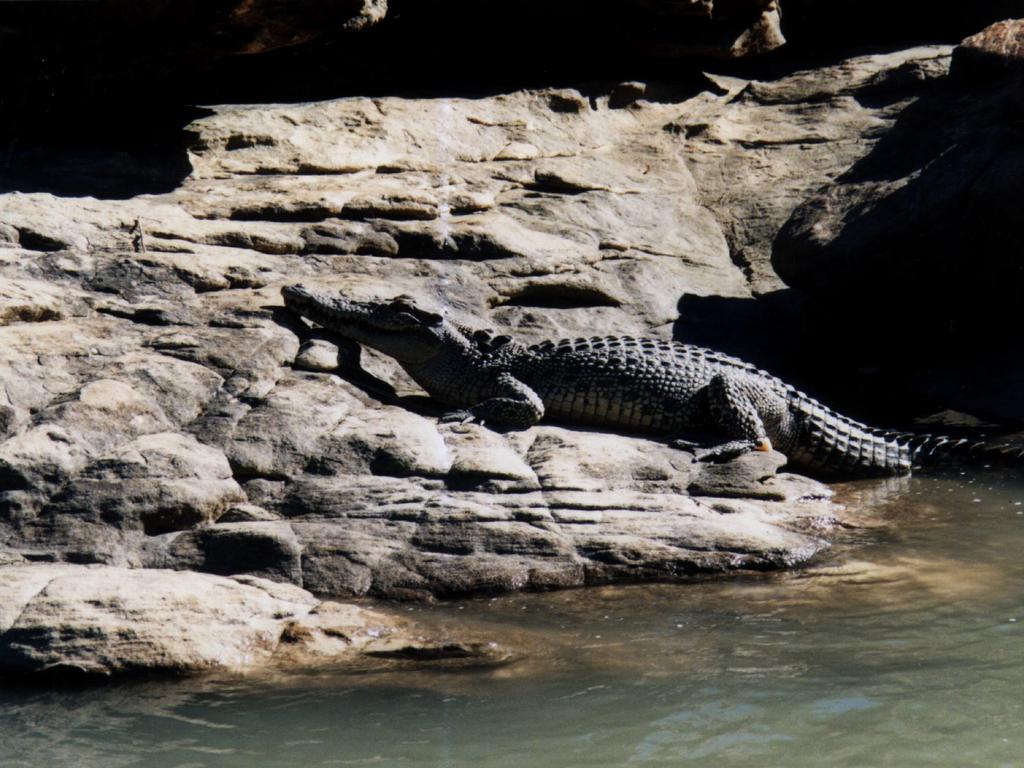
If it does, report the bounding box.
[282,285,453,364]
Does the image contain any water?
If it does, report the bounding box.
[2,472,1023,767]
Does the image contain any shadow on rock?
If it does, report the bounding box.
[773,20,1024,332]
[0,105,207,199]
[672,290,936,426]
[771,20,1024,423]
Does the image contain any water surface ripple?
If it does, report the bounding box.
[2,473,1022,767]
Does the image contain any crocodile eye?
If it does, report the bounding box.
[389,296,442,326]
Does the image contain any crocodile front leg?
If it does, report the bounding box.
[440,373,545,429]
[672,374,773,461]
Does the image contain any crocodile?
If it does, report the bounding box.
[281,284,1019,478]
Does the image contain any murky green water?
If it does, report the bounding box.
[2,472,1023,767]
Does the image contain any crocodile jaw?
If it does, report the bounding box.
[282,285,444,364]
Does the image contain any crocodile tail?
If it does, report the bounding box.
[786,395,913,477]
[787,391,1023,476]
[897,433,1024,468]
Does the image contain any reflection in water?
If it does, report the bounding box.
[2,473,1023,767]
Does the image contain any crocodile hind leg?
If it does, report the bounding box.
[672,374,772,461]
[440,373,545,429]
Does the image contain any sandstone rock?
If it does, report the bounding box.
[771,23,1024,418]
[774,25,1022,308]
[294,337,343,373]
[0,563,82,635]
[684,46,954,296]
[0,552,25,567]
[0,223,19,247]
[1,42,972,602]
[526,428,695,493]
[0,278,75,324]
[439,423,539,491]
[0,378,172,503]
[953,17,1024,76]
[277,467,834,599]
[216,503,282,523]
[0,320,227,518]
[42,432,244,535]
[0,564,315,676]
[160,522,304,585]
[2,565,520,679]
[222,373,358,480]
[609,81,649,109]
[327,406,453,479]
[687,449,809,501]
[0,563,492,678]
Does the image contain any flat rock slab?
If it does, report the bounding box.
[0,563,502,678]
[133,424,835,599]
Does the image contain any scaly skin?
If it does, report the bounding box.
[281,285,1011,478]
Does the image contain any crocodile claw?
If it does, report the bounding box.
[693,440,761,463]
[440,410,477,425]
